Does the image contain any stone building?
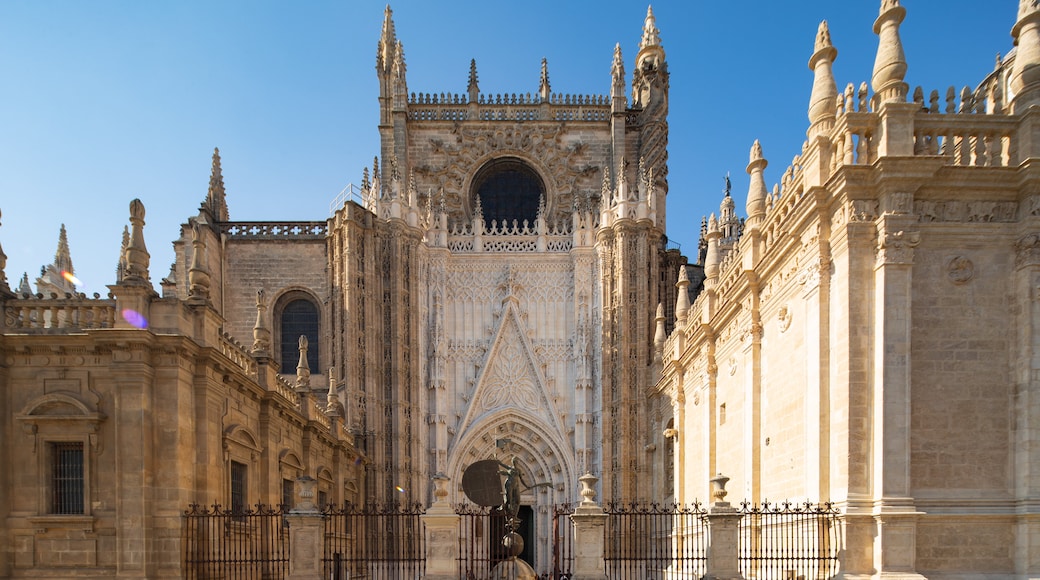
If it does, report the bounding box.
[3,0,1040,578]
[654,1,1040,577]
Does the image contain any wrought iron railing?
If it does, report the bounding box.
[322,501,426,580]
[603,501,709,580]
[183,502,289,580]
[738,501,842,580]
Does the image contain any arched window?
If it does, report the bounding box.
[280,299,319,374]
[471,157,545,226]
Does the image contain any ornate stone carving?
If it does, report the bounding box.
[1016,233,1040,269]
[778,305,792,333]
[946,256,975,284]
[876,230,920,265]
[849,200,879,223]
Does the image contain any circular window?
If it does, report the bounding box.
[471,158,545,226]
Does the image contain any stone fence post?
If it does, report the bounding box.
[286,475,323,580]
[422,473,461,580]
[571,473,608,580]
[704,473,743,580]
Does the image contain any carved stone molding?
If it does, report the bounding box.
[1016,233,1040,269]
[778,305,792,333]
[876,230,921,265]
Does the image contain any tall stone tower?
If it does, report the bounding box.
[326,5,685,512]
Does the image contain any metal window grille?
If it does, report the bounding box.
[280,300,319,373]
[51,442,84,515]
[230,461,247,514]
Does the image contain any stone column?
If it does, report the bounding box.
[287,476,323,580]
[571,474,608,580]
[422,474,460,580]
[704,474,743,580]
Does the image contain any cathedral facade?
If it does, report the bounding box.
[4,1,1040,578]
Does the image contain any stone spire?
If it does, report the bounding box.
[1011,0,1040,111]
[325,366,344,418]
[203,147,229,222]
[639,5,662,50]
[745,141,768,229]
[468,59,480,103]
[633,5,667,109]
[116,226,129,282]
[54,224,74,277]
[808,21,839,135]
[36,224,77,296]
[871,0,908,107]
[376,5,398,78]
[17,272,31,296]
[539,58,551,102]
[611,43,626,104]
[123,199,151,285]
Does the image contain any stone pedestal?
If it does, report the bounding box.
[422,474,461,580]
[571,473,608,580]
[287,476,322,580]
[704,474,743,580]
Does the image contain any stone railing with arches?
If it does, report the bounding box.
[444,217,578,253]
[407,91,610,123]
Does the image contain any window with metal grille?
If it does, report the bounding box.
[282,478,294,510]
[50,442,84,515]
[280,299,319,374]
[318,490,328,510]
[230,460,247,514]
[472,157,545,226]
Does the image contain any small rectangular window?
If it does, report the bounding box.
[51,442,84,515]
[230,461,247,513]
[282,478,295,510]
[318,490,328,510]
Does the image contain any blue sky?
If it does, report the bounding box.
[0,1,1016,296]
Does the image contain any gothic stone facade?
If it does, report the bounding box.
[5,1,1040,579]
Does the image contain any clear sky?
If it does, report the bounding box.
[0,1,1017,297]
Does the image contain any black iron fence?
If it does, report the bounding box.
[603,501,709,580]
[738,501,842,580]
[455,503,573,579]
[183,502,289,580]
[323,501,426,579]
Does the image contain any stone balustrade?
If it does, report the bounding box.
[3,295,116,331]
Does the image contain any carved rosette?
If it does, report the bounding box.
[946,256,975,284]
[876,230,920,265]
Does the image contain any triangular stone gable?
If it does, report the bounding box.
[455,297,564,442]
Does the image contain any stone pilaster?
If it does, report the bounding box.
[871,215,924,579]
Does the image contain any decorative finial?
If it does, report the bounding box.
[1011,0,1040,111]
[187,221,210,300]
[675,266,691,324]
[745,140,768,225]
[252,288,271,355]
[123,199,150,284]
[871,0,908,106]
[295,335,311,390]
[808,21,839,131]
